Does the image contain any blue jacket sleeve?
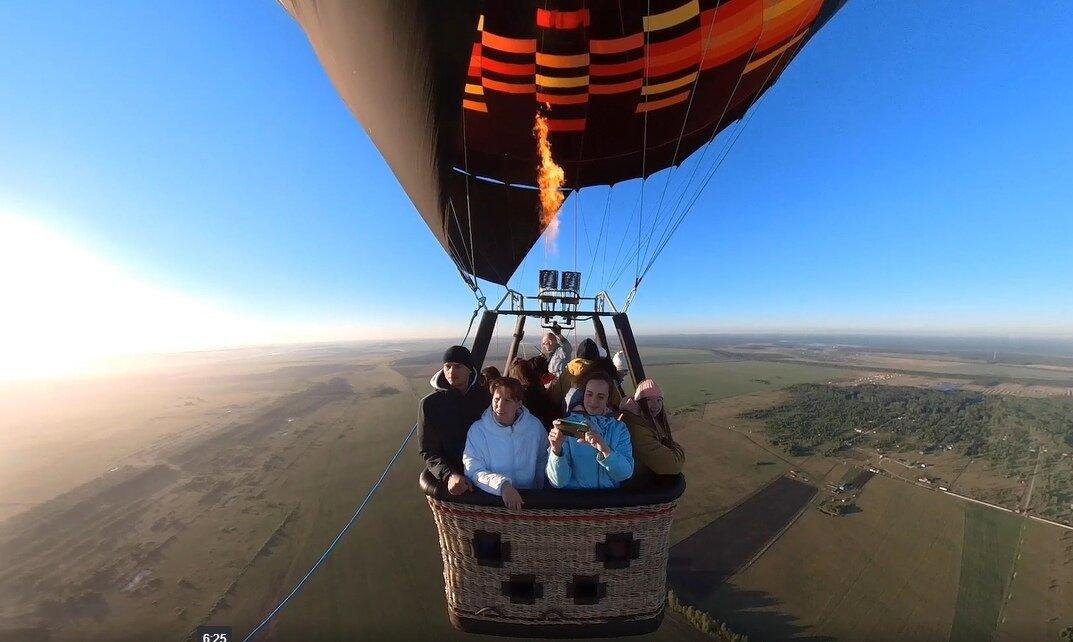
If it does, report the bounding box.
[596,419,634,483]
[546,444,573,488]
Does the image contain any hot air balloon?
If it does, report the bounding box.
[278,0,847,637]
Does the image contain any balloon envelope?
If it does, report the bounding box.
[282,0,846,285]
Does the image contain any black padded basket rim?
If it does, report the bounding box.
[420,469,686,509]
[449,607,665,638]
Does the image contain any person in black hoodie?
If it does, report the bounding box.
[419,345,491,495]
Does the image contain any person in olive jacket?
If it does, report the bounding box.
[618,379,685,486]
[418,345,491,495]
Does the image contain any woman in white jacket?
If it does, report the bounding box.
[463,377,548,510]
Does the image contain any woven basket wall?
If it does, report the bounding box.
[427,497,678,626]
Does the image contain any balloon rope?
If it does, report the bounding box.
[598,1,652,294]
[241,422,420,642]
[639,0,727,268]
[446,197,478,289]
[641,13,821,281]
[577,192,595,292]
[591,185,615,296]
[602,179,643,292]
[442,195,487,311]
[567,5,591,281]
[617,5,821,293]
[606,3,773,293]
[636,0,652,284]
[461,296,486,346]
[637,16,772,277]
[458,56,478,282]
[574,192,579,272]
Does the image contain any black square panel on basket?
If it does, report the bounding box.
[566,575,607,605]
[501,574,543,604]
[472,530,511,568]
[595,532,641,569]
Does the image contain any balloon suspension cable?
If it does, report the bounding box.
[622,278,641,313]
[451,247,487,347]
[461,293,487,346]
[638,11,818,284]
[444,198,482,293]
[638,0,727,267]
[241,422,421,642]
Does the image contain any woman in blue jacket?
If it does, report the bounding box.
[546,371,634,489]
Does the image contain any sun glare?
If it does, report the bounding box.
[0,213,300,381]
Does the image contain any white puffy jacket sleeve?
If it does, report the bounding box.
[463,425,511,495]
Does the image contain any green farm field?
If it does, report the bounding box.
[661,359,1073,641]
[637,346,739,366]
[703,473,966,641]
[668,392,797,541]
[646,360,858,410]
[691,471,1073,642]
[995,518,1073,642]
[950,505,1022,642]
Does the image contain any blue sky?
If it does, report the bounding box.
[2,1,1072,374]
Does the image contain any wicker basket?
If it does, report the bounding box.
[421,471,685,638]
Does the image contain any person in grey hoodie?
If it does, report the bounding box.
[463,377,548,510]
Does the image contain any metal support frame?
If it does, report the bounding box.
[504,315,527,373]
[612,313,645,387]
[466,289,645,392]
[469,310,498,373]
[591,316,611,356]
[592,315,626,397]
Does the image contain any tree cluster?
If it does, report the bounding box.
[744,384,1073,461]
[667,591,748,641]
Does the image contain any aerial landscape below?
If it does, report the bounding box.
[5,1,1073,640]
[1,334,1070,641]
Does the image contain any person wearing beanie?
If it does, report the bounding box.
[551,338,621,413]
[618,378,685,486]
[575,338,600,361]
[442,344,475,372]
[418,345,491,495]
